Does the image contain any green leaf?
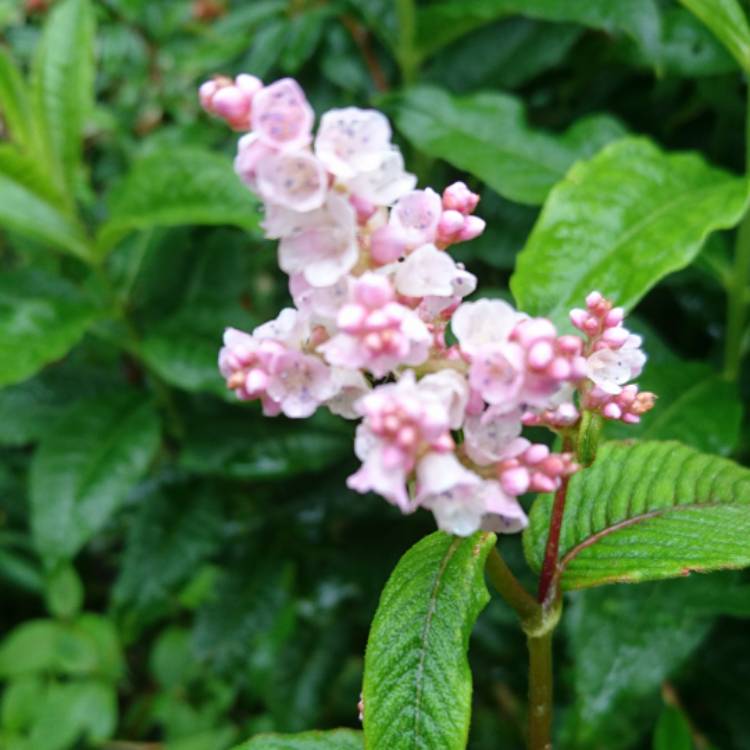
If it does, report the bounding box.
[30,394,161,564]
[524,441,750,590]
[113,482,224,621]
[415,0,662,60]
[0,269,97,388]
[362,531,495,750]
[31,0,95,191]
[654,705,694,750]
[563,574,749,749]
[44,563,84,620]
[0,48,37,151]
[97,148,261,255]
[232,730,363,750]
[180,408,352,481]
[678,0,750,72]
[0,147,91,260]
[391,85,626,205]
[511,138,750,325]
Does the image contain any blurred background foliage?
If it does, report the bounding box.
[0,0,749,748]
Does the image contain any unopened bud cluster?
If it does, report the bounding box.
[202,75,655,537]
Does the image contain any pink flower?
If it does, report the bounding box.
[346,373,454,510]
[463,408,527,466]
[265,349,337,418]
[278,193,358,286]
[319,273,431,377]
[254,149,328,212]
[442,181,480,215]
[451,299,521,356]
[415,453,527,536]
[325,367,371,419]
[496,443,579,496]
[585,383,656,424]
[314,107,392,179]
[234,133,275,192]
[389,188,443,249]
[251,78,314,151]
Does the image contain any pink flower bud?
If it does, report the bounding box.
[354,273,393,309]
[500,466,530,496]
[457,215,486,242]
[442,181,479,214]
[350,194,378,224]
[437,210,464,241]
[370,224,408,264]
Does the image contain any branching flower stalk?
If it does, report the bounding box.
[200,73,657,750]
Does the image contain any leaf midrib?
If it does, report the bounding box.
[412,537,461,747]
[560,500,737,571]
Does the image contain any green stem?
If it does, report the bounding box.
[485,547,561,750]
[527,630,554,750]
[485,547,539,622]
[724,85,750,381]
[395,0,418,85]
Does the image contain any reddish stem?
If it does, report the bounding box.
[536,474,569,604]
[340,14,390,92]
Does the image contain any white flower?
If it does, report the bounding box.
[325,368,371,419]
[451,299,520,356]
[395,244,476,299]
[255,149,328,212]
[279,193,359,287]
[585,334,646,395]
[253,307,309,349]
[265,350,337,418]
[347,149,417,206]
[418,369,469,430]
[463,409,526,466]
[314,107,392,179]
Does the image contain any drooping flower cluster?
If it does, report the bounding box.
[202,74,656,537]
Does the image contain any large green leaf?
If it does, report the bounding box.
[415,0,662,60]
[0,147,91,260]
[362,531,495,750]
[678,0,750,72]
[563,574,750,749]
[391,86,626,205]
[97,148,261,255]
[0,269,97,388]
[511,138,750,325]
[524,441,750,590]
[30,394,161,564]
[31,0,95,191]
[232,730,363,750]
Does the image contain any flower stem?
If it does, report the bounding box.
[485,546,539,622]
[537,474,569,604]
[527,630,554,750]
[724,84,750,381]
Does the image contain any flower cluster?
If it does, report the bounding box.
[202,75,656,537]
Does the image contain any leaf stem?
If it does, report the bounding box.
[724,83,750,381]
[527,630,554,750]
[485,546,539,622]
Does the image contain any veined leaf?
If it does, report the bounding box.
[96,148,260,255]
[30,394,161,565]
[524,441,750,590]
[678,0,750,72]
[415,0,662,60]
[0,269,97,387]
[31,0,95,191]
[0,146,91,259]
[511,138,750,326]
[363,531,495,750]
[232,730,363,750]
[0,48,37,151]
[391,86,626,205]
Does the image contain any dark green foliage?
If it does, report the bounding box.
[1,1,750,749]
